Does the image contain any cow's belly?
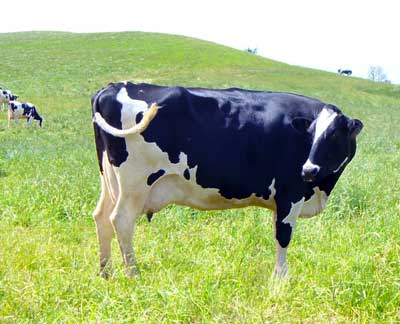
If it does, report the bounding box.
[8,108,27,119]
[116,91,275,214]
[143,174,277,213]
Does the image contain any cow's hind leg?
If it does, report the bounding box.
[93,175,115,278]
[110,192,145,277]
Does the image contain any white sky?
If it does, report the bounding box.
[1,0,399,84]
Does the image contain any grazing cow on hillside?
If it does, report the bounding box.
[338,69,352,76]
[0,89,18,110]
[91,82,363,278]
[0,91,4,110]
[8,101,43,127]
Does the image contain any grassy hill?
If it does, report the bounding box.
[0,31,399,323]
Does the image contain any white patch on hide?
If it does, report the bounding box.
[268,178,276,200]
[117,87,148,126]
[281,187,328,228]
[282,198,305,229]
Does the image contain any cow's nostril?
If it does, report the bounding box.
[302,165,320,182]
[302,171,315,182]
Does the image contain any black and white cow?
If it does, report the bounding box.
[8,101,43,127]
[338,69,352,76]
[0,89,18,110]
[91,82,363,278]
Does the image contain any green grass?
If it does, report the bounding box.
[0,31,399,323]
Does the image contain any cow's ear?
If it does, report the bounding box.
[291,117,312,134]
[348,118,363,139]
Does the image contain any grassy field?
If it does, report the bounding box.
[0,31,399,323]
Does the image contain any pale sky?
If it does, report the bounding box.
[1,0,399,84]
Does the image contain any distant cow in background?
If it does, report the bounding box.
[338,69,352,76]
[0,89,18,110]
[0,91,8,110]
[8,101,43,127]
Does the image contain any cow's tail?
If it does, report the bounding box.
[93,100,159,138]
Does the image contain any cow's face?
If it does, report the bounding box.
[301,106,363,182]
[9,101,18,111]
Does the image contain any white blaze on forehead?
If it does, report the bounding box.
[313,107,338,144]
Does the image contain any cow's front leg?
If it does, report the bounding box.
[110,192,144,277]
[7,111,12,128]
[274,197,305,277]
[273,211,290,277]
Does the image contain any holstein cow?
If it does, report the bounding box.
[91,82,363,278]
[8,101,43,127]
[0,89,18,111]
[338,69,352,76]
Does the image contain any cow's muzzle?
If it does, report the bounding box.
[302,163,320,182]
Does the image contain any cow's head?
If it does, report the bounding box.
[8,101,17,110]
[293,105,363,182]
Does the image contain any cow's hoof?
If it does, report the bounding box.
[273,265,288,278]
[125,265,140,278]
[99,261,113,279]
[99,268,112,280]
